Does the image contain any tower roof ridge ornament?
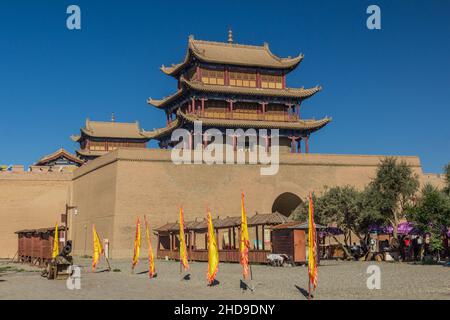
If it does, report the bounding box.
[228,28,233,44]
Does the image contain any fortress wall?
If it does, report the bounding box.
[0,172,72,258]
[71,153,119,257]
[71,148,428,259]
[1,149,441,260]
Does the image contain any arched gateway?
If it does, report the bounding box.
[271,192,303,217]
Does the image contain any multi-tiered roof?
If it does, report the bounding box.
[71,118,150,160]
[146,33,331,152]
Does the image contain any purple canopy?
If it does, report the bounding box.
[369,222,419,235]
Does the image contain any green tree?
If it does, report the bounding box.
[368,157,419,239]
[443,162,450,196]
[407,184,450,260]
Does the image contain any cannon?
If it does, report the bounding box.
[41,241,73,280]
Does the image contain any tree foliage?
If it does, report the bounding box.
[443,162,450,196]
[367,157,419,239]
[406,184,450,254]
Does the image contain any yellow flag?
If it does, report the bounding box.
[307,192,318,289]
[206,209,219,285]
[144,215,156,278]
[92,225,104,272]
[52,223,59,259]
[240,192,250,279]
[179,207,189,270]
[132,217,141,270]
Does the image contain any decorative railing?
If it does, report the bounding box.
[197,111,299,122]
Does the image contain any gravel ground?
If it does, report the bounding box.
[0,258,448,300]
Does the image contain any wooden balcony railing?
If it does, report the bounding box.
[197,111,299,122]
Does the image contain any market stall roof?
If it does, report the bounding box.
[15,226,67,234]
[154,212,293,233]
[271,221,326,230]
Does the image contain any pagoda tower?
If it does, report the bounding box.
[146,32,331,153]
[71,116,151,161]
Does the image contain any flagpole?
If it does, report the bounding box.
[105,255,112,271]
[308,261,311,300]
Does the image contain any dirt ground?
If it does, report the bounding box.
[0,258,448,300]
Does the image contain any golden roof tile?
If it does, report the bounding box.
[78,119,150,140]
[34,148,84,166]
[161,36,303,76]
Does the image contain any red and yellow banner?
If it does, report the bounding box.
[240,192,250,279]
[92,225,104,272]
[206,209,219,285]
[144,215,156,278]
[307,192,318,289]
[132,217,141,270]
[52,223,59,259]
[179,207,189,270]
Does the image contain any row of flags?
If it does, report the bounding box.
[50,192,318,295]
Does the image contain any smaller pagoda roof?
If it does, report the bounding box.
[179,110,331,131]
[73,119,150,140]
[34,148,84,166]
[161,36,304,77]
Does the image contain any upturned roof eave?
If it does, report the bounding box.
[148,78,321,110]
[160,37,304,77]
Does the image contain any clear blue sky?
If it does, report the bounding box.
[1,0,449,173]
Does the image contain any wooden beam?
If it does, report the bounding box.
[256,225,259,250]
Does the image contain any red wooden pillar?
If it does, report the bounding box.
[256,71,261,88]
[232,135,237,151]
[191,98,195,113]
[305,136,310,153]
[228,100,234,118]
[260,102,266,114]
[286,103,293,120]
[201,98,205,113]
[297,139,302,154]
[189,131,193,150]
[282,73,286,89]
[289,136,298,153]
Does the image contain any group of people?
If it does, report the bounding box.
[399,234,430,262]
[348,233,432,262]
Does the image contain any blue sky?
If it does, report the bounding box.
[0,0,449,173]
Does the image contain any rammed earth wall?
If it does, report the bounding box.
[0,149,444,258]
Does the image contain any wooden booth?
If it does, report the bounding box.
[155,212,291,264]
[271,221,325,264]
[15,227,66,267]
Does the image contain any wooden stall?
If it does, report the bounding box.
[155,212,291,264]
[15,227,65,267]
[271,221,325,264]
